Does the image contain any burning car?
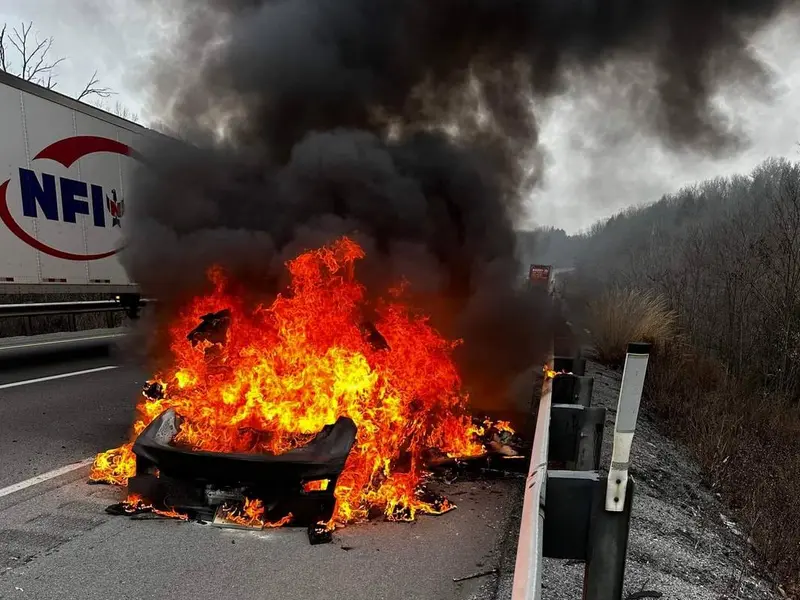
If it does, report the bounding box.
[91,237,521,543]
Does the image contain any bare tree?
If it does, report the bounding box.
[0,21,113,102]
[0,25,5,74]
[110,100,139,123]
[0,22,63,89]
[90,99,139,123]
[76,69,113,101]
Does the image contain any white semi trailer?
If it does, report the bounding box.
[0,70,150,299]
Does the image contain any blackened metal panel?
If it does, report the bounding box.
[132,410,356,487]
[542,470,598,560]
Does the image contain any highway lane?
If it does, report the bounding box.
[0,334,526,600]
[0,354,123,386]
[0,328,130,372]
[0,356,144,489]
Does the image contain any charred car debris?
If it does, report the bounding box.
[109,407,357,544]
[101,307,527,545]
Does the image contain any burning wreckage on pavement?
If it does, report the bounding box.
[90,238,526,544]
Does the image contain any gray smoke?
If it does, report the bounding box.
[123,0,795,411]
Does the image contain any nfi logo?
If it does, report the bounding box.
[17,168,124,229]
[0,135,135,261]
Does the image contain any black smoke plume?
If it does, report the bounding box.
[123,0,795,411]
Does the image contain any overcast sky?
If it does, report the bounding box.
[2,1,799,233]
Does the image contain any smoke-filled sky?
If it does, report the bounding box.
[529,10,800,231]
[1,1,799,232]
[3,0,799,417]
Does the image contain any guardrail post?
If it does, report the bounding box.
[583,341,650,600]
[583,479,635,600]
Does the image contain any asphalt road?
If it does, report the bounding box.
[0,354,144,489]
[0,331,524,600]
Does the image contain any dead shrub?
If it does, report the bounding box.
[587,287,678,366]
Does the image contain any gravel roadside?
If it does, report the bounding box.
[541,361,781,600]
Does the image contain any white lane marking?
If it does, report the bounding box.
[0,333,125,352]
[0,457,94,499]
[0,365,119,390]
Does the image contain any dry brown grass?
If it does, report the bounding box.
[646,342,800,593]
[586,287,678,366]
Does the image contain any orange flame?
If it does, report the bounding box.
[122,493,189,521]
[91,237,488,524]
[92,443,135,486]
[217,498,293,528]
[543,365,573,380]
[484,418,513,434]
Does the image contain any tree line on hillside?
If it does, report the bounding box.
[571,157,800,401]
[522,157,800,400]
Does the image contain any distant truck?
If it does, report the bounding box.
[528,264,553,294]
[0,70,151,298]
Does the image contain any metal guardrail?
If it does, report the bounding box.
[511,342,651,600]
[0,297,152,319]
[511,356,552,600]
